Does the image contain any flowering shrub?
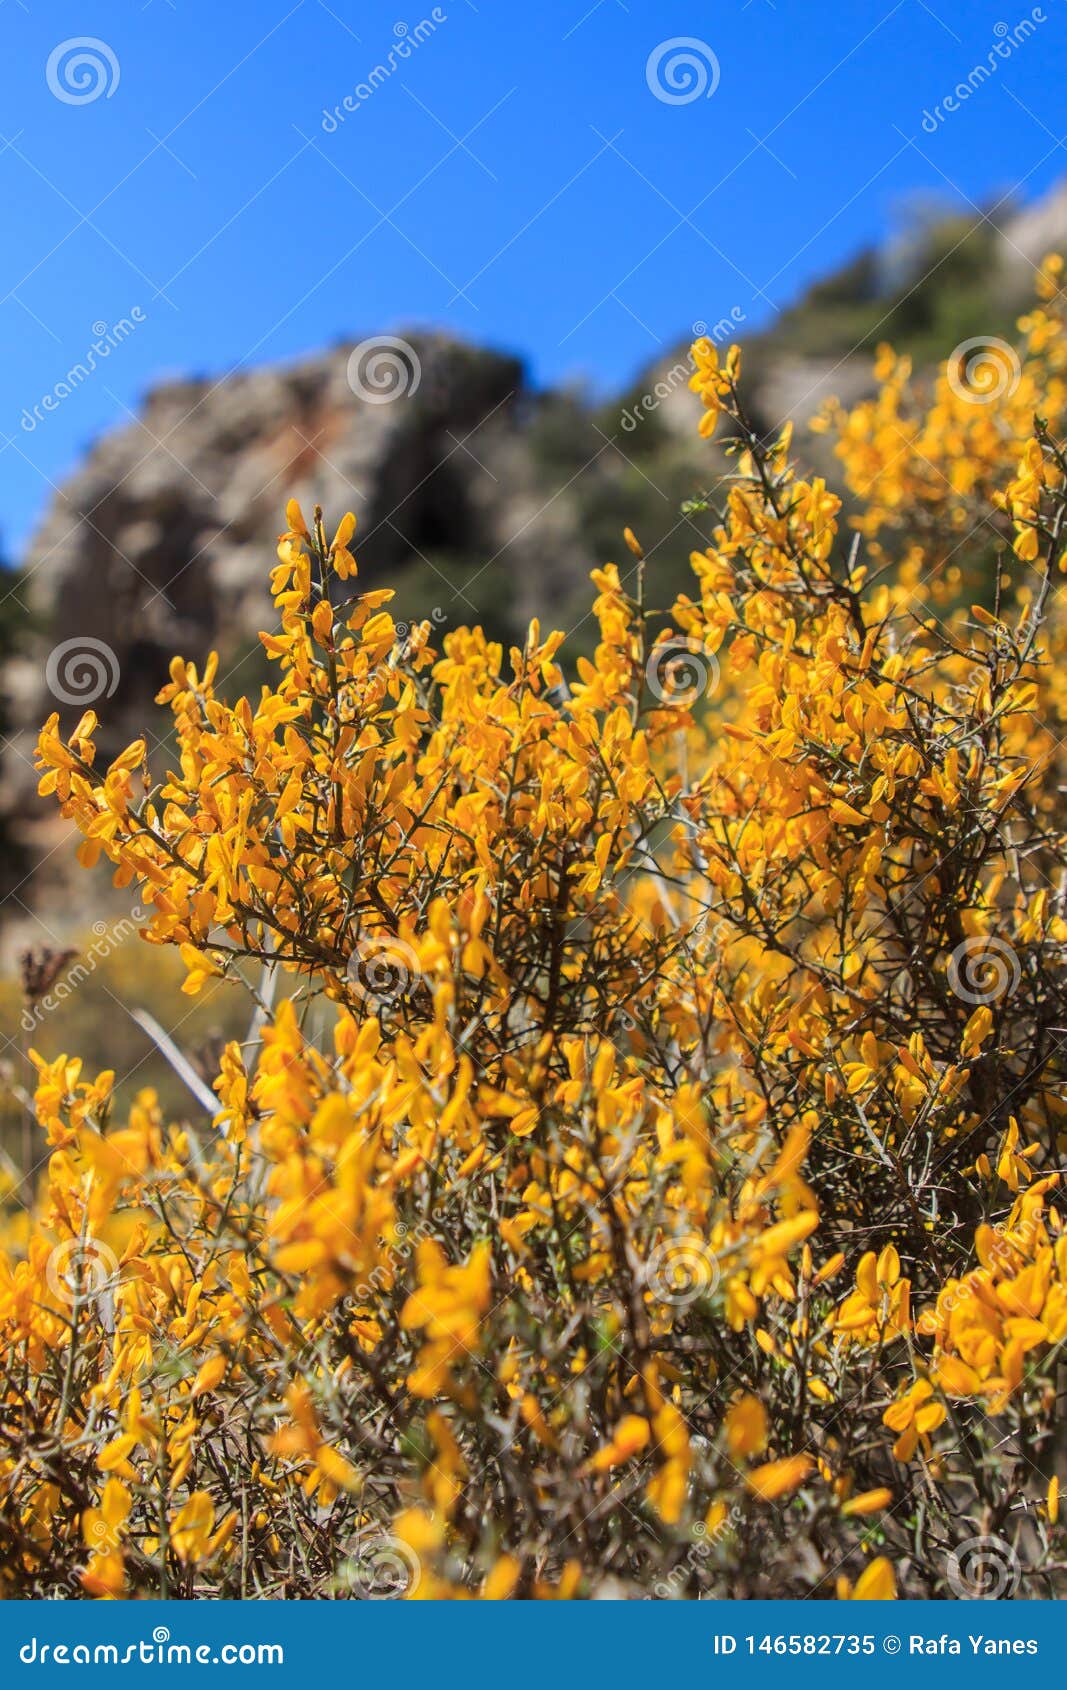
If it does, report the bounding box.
[6,262,1067,1600]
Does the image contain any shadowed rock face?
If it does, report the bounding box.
[2,335,546,805]
[5,329,697,928]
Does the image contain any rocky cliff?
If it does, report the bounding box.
[3,189,1063,934]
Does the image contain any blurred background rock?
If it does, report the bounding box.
[1,185,1063,1158]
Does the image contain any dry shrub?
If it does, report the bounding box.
[5,265,1067,1600]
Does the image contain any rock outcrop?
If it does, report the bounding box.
[9,180,1067,934]
[6,334,537,781]
[0,329,717,930]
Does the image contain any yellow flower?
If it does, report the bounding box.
[839,1557,897,1600]
[18,251,1067,1601]
[170,1492,216,1564]
[724,1394,768,1461]
[841,1487,893,1518]
[882,1380,946,1462]
[746,1454,814,1501]
[585,1414,651,1472]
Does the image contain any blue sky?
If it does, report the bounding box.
[2,0,1067,556]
